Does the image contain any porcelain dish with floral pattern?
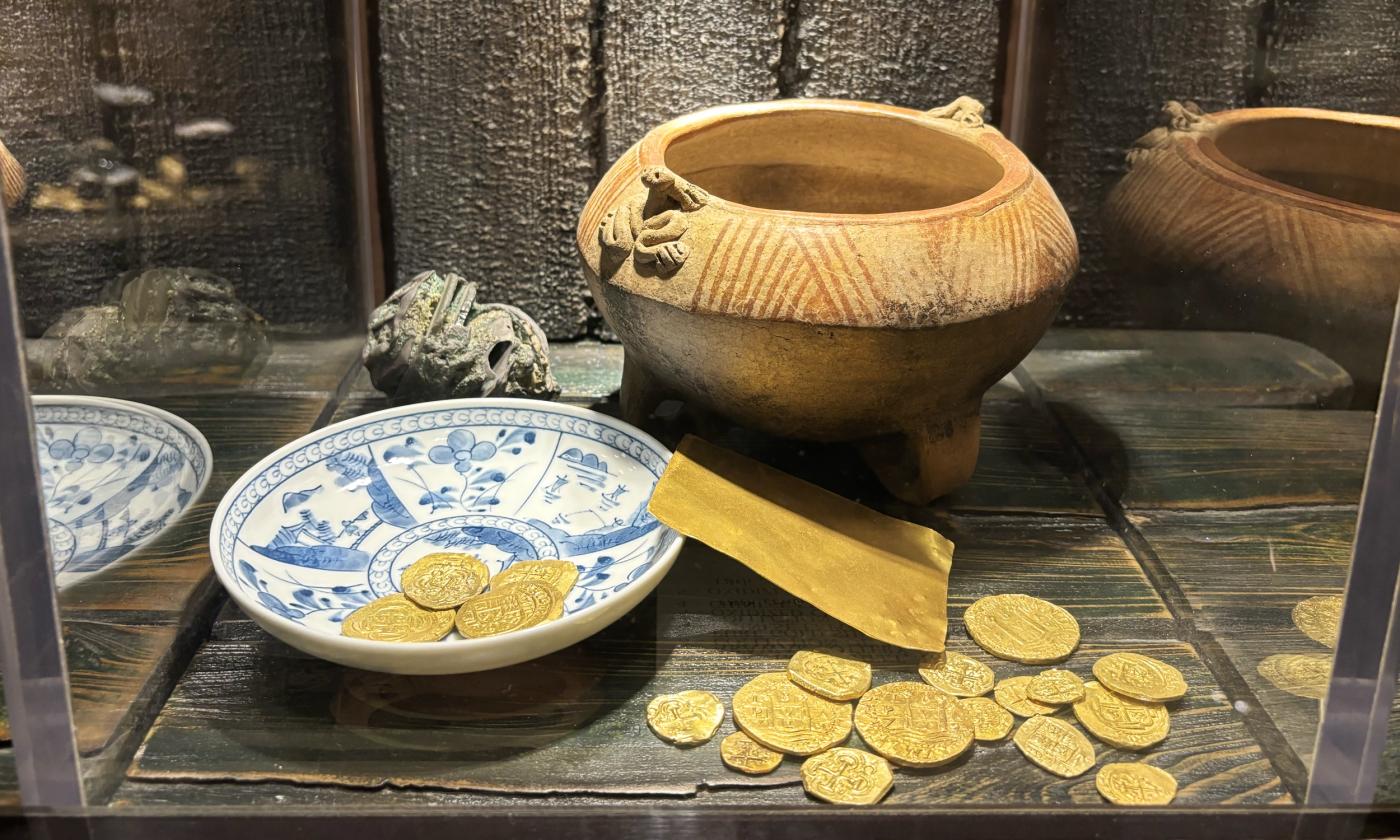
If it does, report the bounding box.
[210,398,683,674]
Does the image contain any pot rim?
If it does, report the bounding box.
[636,98,1035,225]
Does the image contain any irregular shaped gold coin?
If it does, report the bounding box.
[1093,652,1188,703]
[400,552,490,610]
[801,748,894,806]
[341,594,454,642]
[959,696,1014,741]
[646,690,725,745]
[854,681,974,768]
[1257,653,1331,700]
[787,650,872,701]
[732,672,853,756]
[1292,594,1342,649]
[1072,681,1170,750]
[1096,762,1178,805]
[492,559,580,598]
[1027,668,1085,705]
[720,731,784,774]
[917,650,996,697]
[454,580,560,638]
[993,675,1058,717]
[1013,715,1096,778]
[964,593,1080,664]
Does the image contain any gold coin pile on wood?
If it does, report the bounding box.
[854,681,975,768]
[1095,762,1178,805]
[646,690,726,745]
[1265,594,1342,700]
[965,594,1080,664]
[800,748,894,806]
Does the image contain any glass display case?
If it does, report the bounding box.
[2,0,1400,835]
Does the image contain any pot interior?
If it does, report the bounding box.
[1214,117,1400,214]
[663,108,1004,214]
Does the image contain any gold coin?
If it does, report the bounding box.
[720,731,784,774]
[854,681,974,768]
[1095,762,1178,805]
[964,594,1080,664]
[1093,652,1188,703]
[645,690,725,745]
[400,552,490,610]
[786,650,872,701]
[732,672,853,756]
[341,594,454,642]
[1027,668,1085,705]
[492,559,579,599]
[1257,653,1331,700]
[1072,681,1170,750]
[1013,715,1096,778]
[917,650,995,697]
[454,580,560,638]
[993,675,1058,717]
[800,748,894,806]
[1293,594,1342,649]
[959,696,1014,741]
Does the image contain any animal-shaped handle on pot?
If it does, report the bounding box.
[599,166,709,276]
[925,96,990,131]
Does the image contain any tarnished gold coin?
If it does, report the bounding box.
[1293,594,1342,649]
[1096,762,1178,805]
[720,731,784,774]
[1258,653,1331,700]
[1093,652,1188,703]
[454,580,560,638]
[993,675,1058,717]
[400,552,490,609]
[732,672,853,756]
[1027,668,1085,705]
[646,690,725,745]
[854,681,974,768]
[341,594,454,642]
[959,696,1014,741]
[964,594,1080,664]
[492,559,579,598]
[787,650,872,701]
[801,748,894,806]
[917,650,996,697]
[1072,681,1170,750]
[1013,715,1096,778]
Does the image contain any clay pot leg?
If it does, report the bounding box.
[857,410,982,504]
[619,352,671,427]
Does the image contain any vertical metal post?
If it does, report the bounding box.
[0,204,85,805]
[344,0,385,321]
[998,0,1053,161]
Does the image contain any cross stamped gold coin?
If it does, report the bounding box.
[341,594,455,642]
[1093,652,1188,702]
[959,696,1014,741]
[1257,653,1331,700]
[400,552,490,610]
[1072,681,1170,750]
[993,675,1058,717]
[964,594,1080,664]
[854,681,975,768]
[1013,714,1096,778]
[1027,668,1085,705]
[454,579,561,638]
[646,690,725,745]
[917,650,996,697]
[787,650,872,701]
[1292,595,1342,649]
[720,731,784,774]
[800,748,894,806]
[1096,762,1178,805]
[732,672,853,756]
[492,559,580,599]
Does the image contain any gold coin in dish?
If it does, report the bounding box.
[400,552,490,610]
[964,593,1080,664]
[1027,668,1085,705]
[854,681,975,768]
[454,579,560,638]
[1095,762,1178,805]
[492,559,580,599]
[800,748,894,806]
[993,675,1058,718]
[732,672,853,756]
[1292,594,1343,649]
[341,594,455,642]
[786,650,872,701]
[1257,653,1331,700]
[1093,652,1188,703]
[959,696,1014,741]
[917,650,996,697]
[646,690,725,745]
[720,731,784,774]
[1072,681,1170,750]
[1013,715,1096,778]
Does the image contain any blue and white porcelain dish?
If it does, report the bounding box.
[210,398,683,674]
[34,395,211,588]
